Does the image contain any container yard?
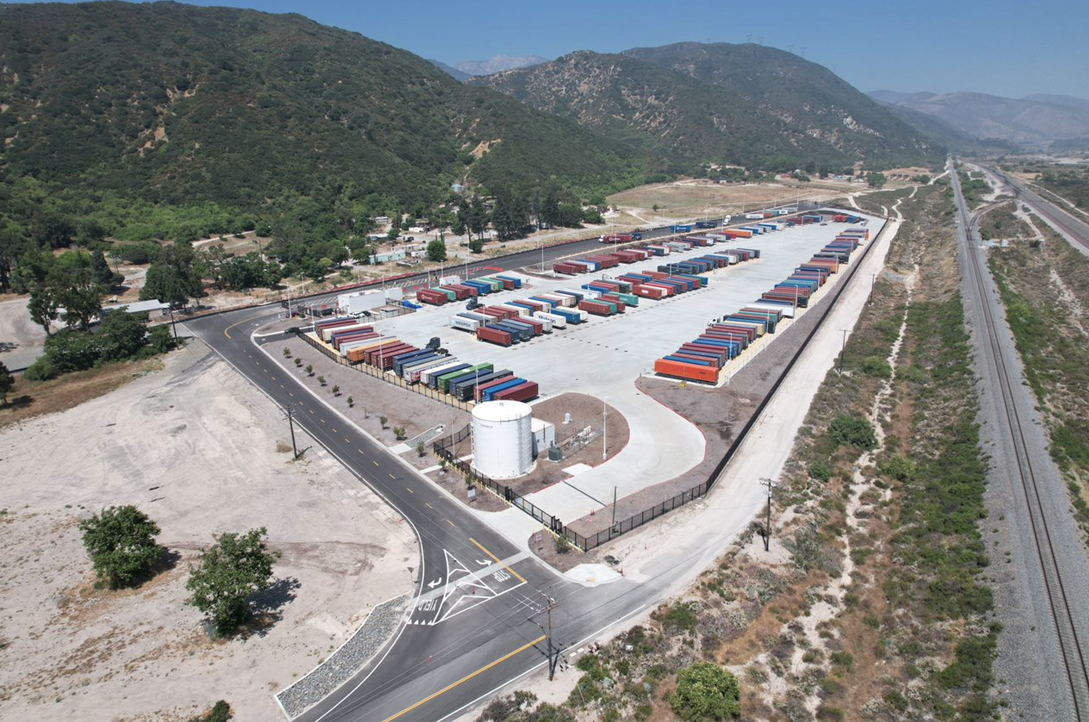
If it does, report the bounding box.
[291,208,886,522]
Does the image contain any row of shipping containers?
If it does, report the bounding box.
[416,274,525,306]
[653,226,870,383]
[310,317,539,403]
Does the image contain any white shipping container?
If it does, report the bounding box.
[450,315,482,332]
[748,301,796,318]
[529,313,553,333]
[534,311,567,329]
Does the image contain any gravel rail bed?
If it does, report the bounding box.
[276,594,411,718]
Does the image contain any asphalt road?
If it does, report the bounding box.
[951,160,1089,719]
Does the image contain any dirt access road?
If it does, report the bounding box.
[0,343,416,722]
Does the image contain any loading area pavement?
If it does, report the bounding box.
[342,212,884,536]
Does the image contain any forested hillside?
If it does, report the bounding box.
[0,1,646,250]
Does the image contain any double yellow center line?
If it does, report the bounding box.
[380,635,546,722]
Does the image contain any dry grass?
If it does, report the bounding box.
[0,358,163,428]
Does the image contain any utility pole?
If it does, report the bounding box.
[528,596,562,680]
[838,329,849,371]
[167,305,178,340]
[869,273,877,305]
[611,485,618,531]
[759,477,776,552]
[287,408,299,459]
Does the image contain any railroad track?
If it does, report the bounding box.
[954,168,1089,719]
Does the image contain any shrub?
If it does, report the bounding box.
[347,395,354,407]
[860,355,893,378]
[880,455,917,482]
[663,601,699,633]
[294,358,302,367]
[808,460,832,482]
[671,662,741,721]
[829,415,877,451]
[331,384,340,396]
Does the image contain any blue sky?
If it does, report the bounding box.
[12,0,1089,97]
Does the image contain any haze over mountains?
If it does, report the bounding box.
[870,90,1089,150]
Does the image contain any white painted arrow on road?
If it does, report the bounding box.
[427,577,443,589]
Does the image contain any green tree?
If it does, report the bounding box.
[97,310,149,361]
[79,506,163,589]
[142,245,203,306]
[90,249,124,287]
[868,172,888,189]
[186,527,282,637]
[27,282,60,336]
[386,227,400,242]
[671,662,741,721]
[426,239,447,262]
[829,415,877,450]
[467,196,490,241]
[54,266,105,330]
[0,361,13,406]
[469,237,484,253]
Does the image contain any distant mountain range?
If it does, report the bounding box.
[471,43,941,170]
[869,90,1089,149]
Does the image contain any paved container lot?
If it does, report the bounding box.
[351,213,881,522]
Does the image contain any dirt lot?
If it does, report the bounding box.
[266,335,471,460]
[0,296,46,370]
[608,179,844,224]
[0,344,416,722]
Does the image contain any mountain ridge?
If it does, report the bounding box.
[472,42,941,170]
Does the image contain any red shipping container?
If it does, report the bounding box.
[494,381,540,402]
[476,326,513,347]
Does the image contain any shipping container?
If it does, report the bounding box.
[656,358,719,383]
[493,380,540,403]
[452,369,513,401]
[476,326,512,347]
[551,307,585,324]
[495,275,523,289]
[671,224,694,233]
[440,364,493,393]
[480,377,527,402]
[450,314,483,333]
[533,311,567,329]
[404,355,457,383]
[474,373,520,402]
[425,362,471,388]
[394,350,440,377]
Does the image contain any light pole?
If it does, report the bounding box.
[839,329,849,371]
[602,396,608,462]
[869,273,877,305]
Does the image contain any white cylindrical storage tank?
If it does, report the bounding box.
[472,400,534,479]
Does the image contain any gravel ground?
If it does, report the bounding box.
[276,594,411,719]
[264,335,470,464]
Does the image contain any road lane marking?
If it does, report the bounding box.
[320,418,326,424]
[425,503,433,509]
[470,538,527,584]
[379,636,546,722]
[289,392,294,397]
[373,461,379,467]
[407,488,414,494]
[358,449,366,455]
[388,473,395,479]
[280,384,284,389]
[446,519,455,527]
